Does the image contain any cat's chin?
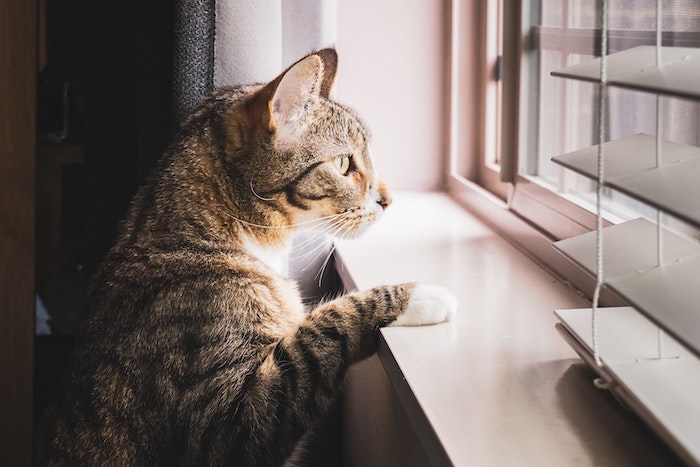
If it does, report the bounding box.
[334,221,375,240]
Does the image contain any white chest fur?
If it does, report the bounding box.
[243,237,291,277]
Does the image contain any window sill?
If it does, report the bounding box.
[334,191,681,466]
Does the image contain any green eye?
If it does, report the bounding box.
[334,155,351,175]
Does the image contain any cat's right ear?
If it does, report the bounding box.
[270,53,325,127]
[271,48,338,124]
[252,49,338,135]
[237,49,338,152]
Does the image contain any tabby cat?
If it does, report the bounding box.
[34,49,457,466]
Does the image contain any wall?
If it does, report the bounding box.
[343,356,433,467]
[0,0,36,463]
[335,0,449,191]
[334,3,450,464]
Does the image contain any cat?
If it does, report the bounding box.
[34,48,457,466]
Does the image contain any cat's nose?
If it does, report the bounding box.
[377,195,393,210]
[376,181,392,210]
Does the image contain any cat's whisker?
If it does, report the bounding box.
[288,211,360,258]
[324,213,350,239]
[314,243,337,287]
[298,250,328,275]
[293,239,331,267]
[294,219,349,272]
[293,241,331,264]
[213,207,349,232]
[320,217,349,240]
[352,216,364,236]
[291,224,335,251]
[249,179,276,202]
[297,233,337,273]
[297,218,338,238]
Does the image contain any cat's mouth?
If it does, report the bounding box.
[328,206,381,239]
[295,197,385,240]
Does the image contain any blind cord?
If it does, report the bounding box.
[593,0,666,367]
[655,0,664,359]
[592,0,609,369]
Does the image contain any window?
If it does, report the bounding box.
[520,0,700,236]
[448,0,510,201]
[448,2,700,464]
[450,1,700,295]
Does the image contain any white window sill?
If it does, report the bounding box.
[334,191,681,466]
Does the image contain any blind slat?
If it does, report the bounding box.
[555,307,700,465]
[549,6,700,465]
[552,45,700,100]
[552,133,700,228]
[554,218,700,357]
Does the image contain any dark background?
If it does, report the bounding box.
[35,0,175,421]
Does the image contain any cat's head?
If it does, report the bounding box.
[222,49,392,242]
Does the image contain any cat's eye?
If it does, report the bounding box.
[334,155,352,175]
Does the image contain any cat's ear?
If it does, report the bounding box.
[315,48,338,99]
[245,49,338,140]
[225,51,338,157]
[270,48,338,125]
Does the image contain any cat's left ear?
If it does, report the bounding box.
[268,49,338,127]
[315,48,338,98]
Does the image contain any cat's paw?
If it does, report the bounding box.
[390,284,457,327]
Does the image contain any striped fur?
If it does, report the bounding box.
[34,49,454,466]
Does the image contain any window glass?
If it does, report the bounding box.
[521,0,700,227]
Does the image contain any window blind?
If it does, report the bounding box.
[550,3,700,465]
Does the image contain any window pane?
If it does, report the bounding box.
[540,0,564,27]
[522,0,700,227]
[608,0,700,31]
[569,0,596,28]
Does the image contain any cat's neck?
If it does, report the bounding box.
[242,235,292,277]
[134,150,294,250]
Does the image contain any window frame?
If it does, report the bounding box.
[446,3,700,462]
[448,0,700,308]
[446,0,617,303]
[450,0,603,240]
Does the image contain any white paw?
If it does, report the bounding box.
[390,284,457,327]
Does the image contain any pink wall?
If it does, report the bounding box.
[335,0,449,191]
